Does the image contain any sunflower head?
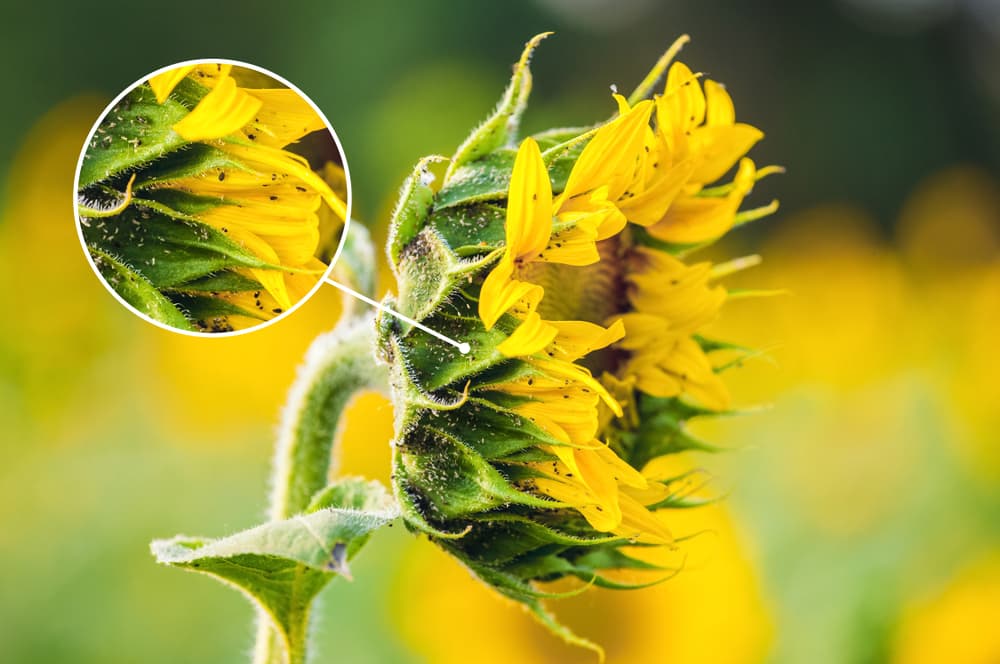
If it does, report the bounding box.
[377,34,779,651]
[77,62,347,333]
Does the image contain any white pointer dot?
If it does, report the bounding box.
[324,278,471,355]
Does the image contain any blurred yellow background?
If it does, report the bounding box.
[1,1,998,662]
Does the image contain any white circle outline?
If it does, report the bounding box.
[73,58,353,338]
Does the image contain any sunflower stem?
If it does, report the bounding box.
[253,314,389,664]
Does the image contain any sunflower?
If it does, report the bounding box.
[377,34,779,653]
[77,63,346,333]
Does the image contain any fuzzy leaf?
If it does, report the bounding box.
[151,478,396,662]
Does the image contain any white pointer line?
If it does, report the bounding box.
[324,277,471,355]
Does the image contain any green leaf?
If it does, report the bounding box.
[446,514,622,566]
[136,188,228,218]
[306,477,390,513]
[151,477,396,664]
[88,247,194,330]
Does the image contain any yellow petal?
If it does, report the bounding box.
[574,448,622,525]
[619,158,695,227]
[242,88,327,149]
[540,204,606,266]
[625,335,731,410]
[211,223,291,309]
[594,444,648,490]
[658,62,705,153]
[627,250,726,332]
[620,480,672,506]
[521,402,599,445]
[198,199,320,232]
[683,375,731,411]
[220,142,347,221]
[149,66,195,104]
[478,258,541,330]
[550,445,584,478]
[689,123,763,185]
[285,259,327,301]
[615,492,673,544]
[614,313,674,350]
[632,364,682,398]
[497,311,558,357]
[704,79,735,126]
[550,319,625,362]
[506,137,553,259]
[172,75,263,142]
[560,99,654,204]
[559,187,628,240]
[530,357,623,418]
[189,63,233,88]
[533,478,620,532]
[215,287,279,323]
[258,225,321,266]
[647,158,756,243]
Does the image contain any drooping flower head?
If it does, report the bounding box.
[377,34,779,653]
[77,63,347,333]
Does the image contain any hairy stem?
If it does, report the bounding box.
[253,313,389,664]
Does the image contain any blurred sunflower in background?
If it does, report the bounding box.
[690,166,1000,664]
[76,62,347,333]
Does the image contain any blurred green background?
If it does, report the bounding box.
[1,1,998,662]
